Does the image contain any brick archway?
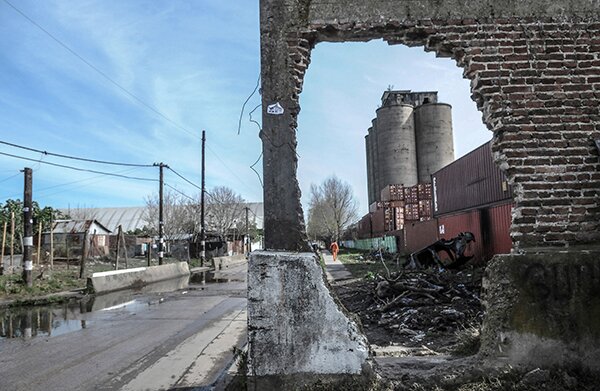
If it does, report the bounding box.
[260,0,600,252]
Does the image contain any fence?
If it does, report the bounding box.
[341,235,398,253]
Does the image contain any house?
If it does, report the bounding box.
[43,219,112,258]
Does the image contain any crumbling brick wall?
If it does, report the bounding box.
[261,0,600,251]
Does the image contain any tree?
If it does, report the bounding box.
[0,199,65,254]
[306,176,358,243]
[205,186,245,240]
[143,190,193,242]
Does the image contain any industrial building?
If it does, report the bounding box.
[365,90,454,205]
[350,89,513,264]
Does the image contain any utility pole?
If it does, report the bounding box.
[22,167,33,287]
[200,130,206,267]
[154,162,167,265]
[245,206,250,255]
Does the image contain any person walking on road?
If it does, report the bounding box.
[330,241,339,262]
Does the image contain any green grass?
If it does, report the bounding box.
[337,248,403,279]
[0,269,85,300]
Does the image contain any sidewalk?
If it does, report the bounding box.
[322,250,353,282]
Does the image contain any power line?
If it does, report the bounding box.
[0,139,154,167]
[166,167,202,191]
[0,172,21,185]
[238,74,261,135]
[164,183,195,201]
[0,151,157,182]
[1,0,200,141]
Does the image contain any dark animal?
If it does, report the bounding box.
[406,232,476,270]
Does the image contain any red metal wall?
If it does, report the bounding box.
[432,141,513,216]
[482,203,513,258]
[404,219,439,253]
[437,210,484,263]
[371,208,385,236]
[436,202,513,263]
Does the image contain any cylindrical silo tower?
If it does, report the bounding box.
[414,103,455,183]
[365,132,374,205]
[369,119,380,202]
[375,103,418,190]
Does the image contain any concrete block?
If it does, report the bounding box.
[248,251,370,388]
[481,251,600,370]
[87,262,190,294]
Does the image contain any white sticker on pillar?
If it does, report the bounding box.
[24,236,33,246]
[159,252,164,258]
[25,261,33,271]
[267,102,284,115]
[23,207,30,212]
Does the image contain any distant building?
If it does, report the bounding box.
[365,90,455,205]
[43,219,112,257]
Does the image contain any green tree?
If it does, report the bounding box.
[0,199,65,254]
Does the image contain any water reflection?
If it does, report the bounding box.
[0,305,87,339]
[0,275,189,340]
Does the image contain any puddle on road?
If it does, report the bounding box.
[0,275,189,340]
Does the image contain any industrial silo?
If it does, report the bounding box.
[365,132,374,205]
[414,103,455,183]
[375,102,418,190]
[369,119,380,202]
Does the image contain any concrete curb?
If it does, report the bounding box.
[87,262,190,294]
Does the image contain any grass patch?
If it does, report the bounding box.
[0,269,85,300]
[337,249,404,279]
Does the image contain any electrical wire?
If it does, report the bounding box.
[0,172,21,185]
[238,74,261,135]
[166,167,202,191]
[1,0,200,141]
[0,151,158,182]
[165,183,195,201]
[0,139,154,167]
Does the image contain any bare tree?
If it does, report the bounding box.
[143,190,193,242]
[206,186,245,240]
[307,176,358,242]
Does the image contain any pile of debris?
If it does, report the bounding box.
[334,268,484,352]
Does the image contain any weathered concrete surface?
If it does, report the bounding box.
[87,262,190,294]
[481,251,600,370]
[248,251,372,389]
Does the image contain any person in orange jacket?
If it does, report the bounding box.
[330,241,339,262]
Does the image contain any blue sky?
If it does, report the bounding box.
[0,0,490,216]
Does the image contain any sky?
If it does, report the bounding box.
[0,0,491,217]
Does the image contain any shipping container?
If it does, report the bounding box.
[381,184,405,202]
[437,210,484,263]
[481,203,513,259]
[436,202,513,264]
[417,183,432,200]
[404,219,439,253]
[371,208,385,235]
[357,214,372,239]
[404,203,420,221]
[432,141,513,216]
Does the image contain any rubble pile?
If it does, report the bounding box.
[334,268,484,351]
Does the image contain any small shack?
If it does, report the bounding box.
[43,219,112,259]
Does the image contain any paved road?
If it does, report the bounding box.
[0,264,248,391]
[322,251,354,282]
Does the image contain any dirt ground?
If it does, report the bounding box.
[333,266,484,355]
[333,250,600,390]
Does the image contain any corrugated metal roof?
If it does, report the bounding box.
[51,220,112,234]
[61,207,147,233]
[61,203,265,233]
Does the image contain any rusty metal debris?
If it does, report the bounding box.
[406,232,476,270]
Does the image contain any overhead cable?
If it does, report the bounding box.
[0,151,157,182]
[0,139,154,167]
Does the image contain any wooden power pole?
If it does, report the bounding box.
[22,167,33,287]
[200,130,206,267]
[154,162,166,265]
